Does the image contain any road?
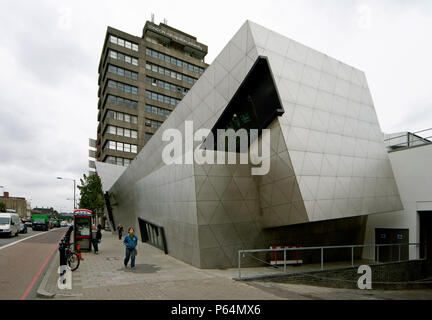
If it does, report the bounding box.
[0,228,43,248]
[0,227,67,300]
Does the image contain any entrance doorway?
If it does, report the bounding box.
[419,211,432,260]
[375,228,409,262]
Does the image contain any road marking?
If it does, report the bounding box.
[20,240,60,300]
[0,228,58,251]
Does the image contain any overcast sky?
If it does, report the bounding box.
[0,0,431,212]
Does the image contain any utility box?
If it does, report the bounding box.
[73,209,93,251]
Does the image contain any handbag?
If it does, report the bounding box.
[134,248,137,256]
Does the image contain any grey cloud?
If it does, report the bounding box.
[0,1,97,87]
[0,104,38,143]
[394,101,432,132]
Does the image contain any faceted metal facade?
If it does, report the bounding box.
[106,21,403,268]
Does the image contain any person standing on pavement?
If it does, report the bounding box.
[123,227,137,269]
[117,224,124,240]
[91,224,99,254]
[96,224,102,250]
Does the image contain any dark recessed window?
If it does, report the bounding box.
[206,56,284,152]
[138,217,168,254]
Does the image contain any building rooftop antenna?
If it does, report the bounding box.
[151,13,154,23]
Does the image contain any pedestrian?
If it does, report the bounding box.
[97,224,102,248]
[117,224,124,240]
[123,227,137,269]
[91,224,99,254]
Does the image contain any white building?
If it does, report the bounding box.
[364,131,432,261]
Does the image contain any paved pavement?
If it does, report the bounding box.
[38,231,432,300]
[43,231,281,300]
[0,228,67,300]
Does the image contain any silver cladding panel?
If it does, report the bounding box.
[105,21,403,268]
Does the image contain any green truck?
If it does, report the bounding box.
[32,214,49,231]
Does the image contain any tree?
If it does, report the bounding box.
[50,207,59,217]
[77,174,105,224]
[0,202,6,213]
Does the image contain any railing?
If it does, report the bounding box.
[384,128,432,149]
[236,243,421,280]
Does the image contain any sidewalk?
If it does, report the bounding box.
[39,231,281,300]
[38,231,432,300]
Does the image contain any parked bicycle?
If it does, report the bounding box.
[58,226,80,271]
[64,242,80,271]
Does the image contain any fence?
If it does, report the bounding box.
[236,243,421,280]
[384,128,432,149]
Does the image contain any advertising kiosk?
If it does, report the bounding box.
[73,209,93,251]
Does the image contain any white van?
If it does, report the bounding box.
[0,213,20,237]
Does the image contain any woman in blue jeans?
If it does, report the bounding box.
[123,227,138,268]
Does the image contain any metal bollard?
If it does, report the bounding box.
[238,251,241,279]
[59,241,67,266]
[58,241,67,284]
[58,240,72,289]
[321,248,324,271]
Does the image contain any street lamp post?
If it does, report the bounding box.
[57,177,76,211]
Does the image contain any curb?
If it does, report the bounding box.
[36,247,84,299]
[36,248,59,298]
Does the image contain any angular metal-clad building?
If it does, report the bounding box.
[99,21,403,268]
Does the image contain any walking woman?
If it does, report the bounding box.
[123,227,137,269]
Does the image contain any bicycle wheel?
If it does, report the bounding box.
[67,253,80,271]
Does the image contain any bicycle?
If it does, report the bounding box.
[64,242,80,271]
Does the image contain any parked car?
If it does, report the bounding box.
[24,221,32,228]
[0,213,20,237]
[19,223,28,234]
[60,221,68,227]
